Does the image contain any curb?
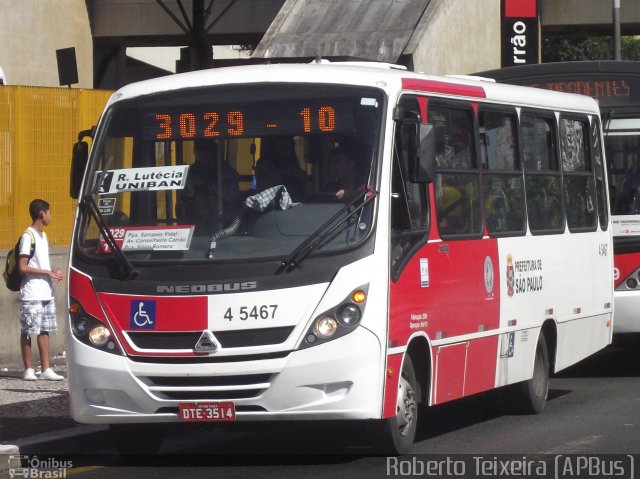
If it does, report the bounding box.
[0,425,109,473]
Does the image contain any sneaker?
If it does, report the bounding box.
[40,368,63,381]
[23,368,37,381]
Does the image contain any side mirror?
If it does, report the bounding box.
[70,128,93,199]
[70,141,88,199]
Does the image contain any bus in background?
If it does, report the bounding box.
[476,61,640,334]
[67,62,613,454]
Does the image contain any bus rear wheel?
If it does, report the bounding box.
[374,355,419,454]
[508,334,549,414]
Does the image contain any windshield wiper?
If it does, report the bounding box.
[92,155,115,195]
[603,108,614,135]
[80,194,137,280]
[275,190,377,274]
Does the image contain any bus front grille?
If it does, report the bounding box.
[140,373,273,401]
[126,326,295,350]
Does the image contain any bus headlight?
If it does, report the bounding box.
[313,317,338,338]
[300,285,369,349]
[337,304,361,326]
[69,297,122,356]
[89,325,111,347]
[74,317,91,336]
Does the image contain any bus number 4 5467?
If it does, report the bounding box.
[224,305,278,321]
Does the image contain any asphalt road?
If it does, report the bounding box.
[41,336,640,478]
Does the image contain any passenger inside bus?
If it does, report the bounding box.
[176,140,241,233]
[325,136,369,201]
[255,136,311,202]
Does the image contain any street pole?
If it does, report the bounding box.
[192,0,213,70]
[613,0,621,60]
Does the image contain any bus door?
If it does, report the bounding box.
[388,95,499,407]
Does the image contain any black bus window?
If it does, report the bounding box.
[560,117,597,232]
[480,110,525,236]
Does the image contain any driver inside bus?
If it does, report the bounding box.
[255,136,311,202]
[176,140,240,233]
[325,136,370,201]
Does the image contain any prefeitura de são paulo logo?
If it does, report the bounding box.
[506,254,515,297]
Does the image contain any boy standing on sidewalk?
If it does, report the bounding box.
[18,199,65,381]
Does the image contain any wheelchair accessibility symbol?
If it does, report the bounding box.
[130,300,157,329]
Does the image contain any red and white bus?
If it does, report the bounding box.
[477,61,640,334]
[67,62,613,453]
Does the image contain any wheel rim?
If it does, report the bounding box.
[396,371,417,436]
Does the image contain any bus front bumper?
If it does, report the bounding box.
[68,326,384,424]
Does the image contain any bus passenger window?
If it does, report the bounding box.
[429,103,482,238]
[560,118,597,232]
[591,120,609,230]
[521,113,564,234]
[480,110,525,236]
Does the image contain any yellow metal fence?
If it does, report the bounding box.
[0,86,112,249]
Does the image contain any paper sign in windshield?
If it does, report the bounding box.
[96,165,188,194]
[99,225,194,253]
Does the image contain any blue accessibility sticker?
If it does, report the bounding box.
[130,300,157,329]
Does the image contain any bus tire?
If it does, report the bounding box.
[109,424,165,455]
[374,355,419,454]
[509,334,549,414]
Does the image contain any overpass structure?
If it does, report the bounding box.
[88,0,640,86]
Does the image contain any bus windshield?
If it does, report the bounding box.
[606,118,640,219]
[79,84,383,263]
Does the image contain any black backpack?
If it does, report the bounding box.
[3,230,35,291]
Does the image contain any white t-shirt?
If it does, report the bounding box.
[19,226,53,301]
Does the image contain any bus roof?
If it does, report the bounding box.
[108,61,601,115]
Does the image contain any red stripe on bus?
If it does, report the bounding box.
[504,0,537,18]
[69,270,108,323]
[402,78,486,98]
[99,293,208,331]
[614,252,640,287]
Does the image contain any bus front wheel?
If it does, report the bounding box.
[374,355,419,454]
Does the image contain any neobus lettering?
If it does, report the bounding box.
[156,281,257,294]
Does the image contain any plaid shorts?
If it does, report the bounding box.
[20,300,57,335]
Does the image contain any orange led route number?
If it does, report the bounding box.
[152,106,336,140]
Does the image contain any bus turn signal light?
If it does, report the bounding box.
[352,290,366,303]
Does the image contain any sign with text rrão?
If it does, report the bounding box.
[501,0,539,67]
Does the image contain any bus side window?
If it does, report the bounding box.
[591,119,609,230]
[429,103,482,238]
[480,109,525,236]
[521,112,564,234]
[390,96,429,280]
[560,117,597,232]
